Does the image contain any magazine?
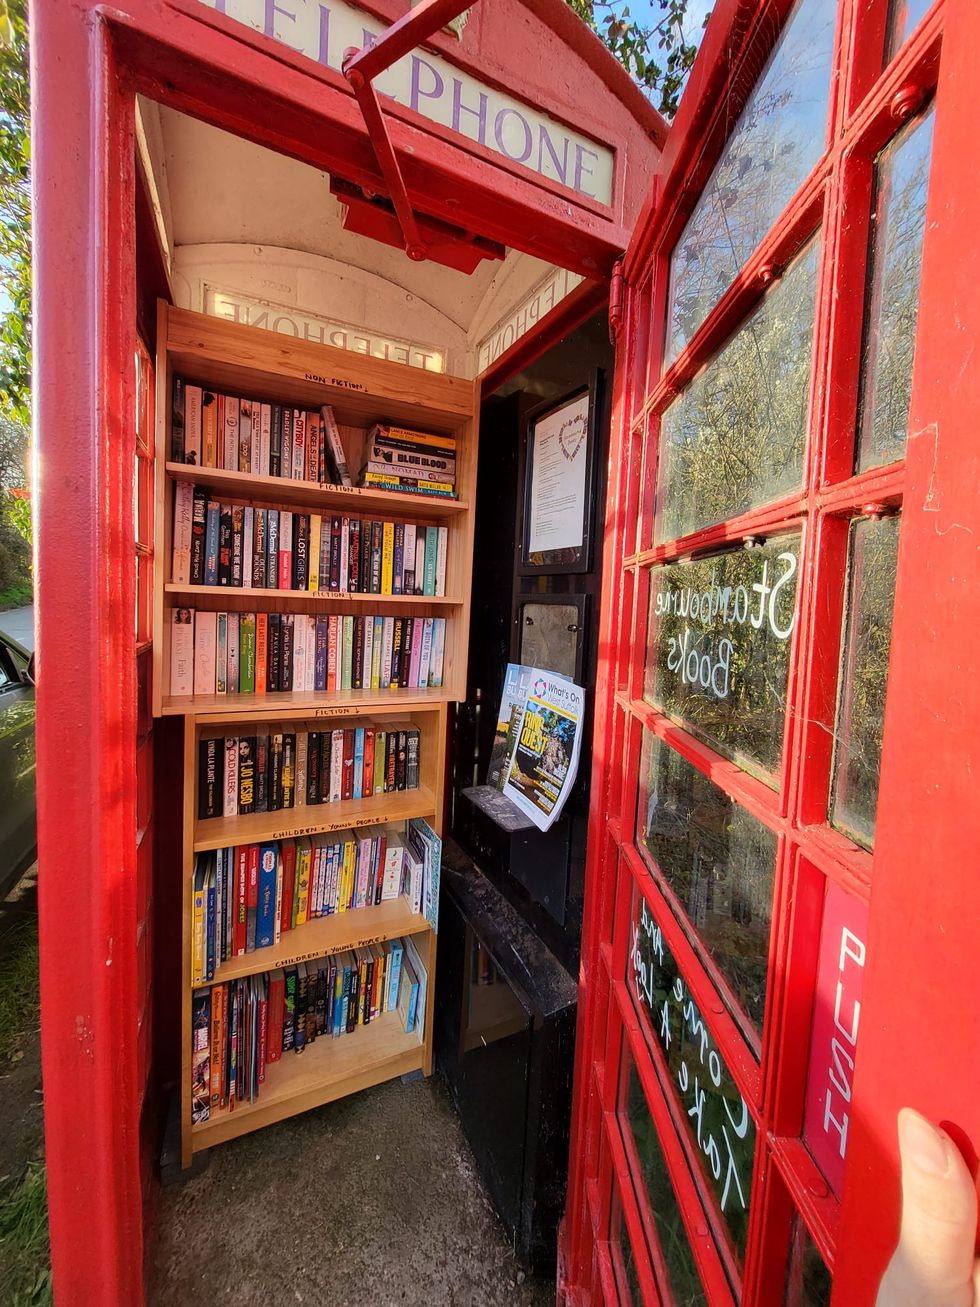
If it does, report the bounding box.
[487,662,573,789]
[502,670,585,831]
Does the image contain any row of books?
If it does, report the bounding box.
[170,610,448,698]
[191,936,427,1122]
[191,820,441,984]
[199,723,421,819]
[172,484,450,597]
[172,383,354,485]
[357,423,458,500]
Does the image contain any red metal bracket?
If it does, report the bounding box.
[342,0,479,263]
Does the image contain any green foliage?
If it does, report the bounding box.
[564,0,708,117]
[0,1163,51,1307]
[0,0,31,425]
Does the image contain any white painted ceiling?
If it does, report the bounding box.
[153,104,505,330]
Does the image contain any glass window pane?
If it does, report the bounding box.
[629,886,756,1261]
[611,1195,643,1307]
[620,1052,709,1305]
[665,0,836,361]
[655,241,819,544]
[856,110,934,471]
[830,516,900,846]
[645,536,801,778]
[886,0,932,58]
[636,730,776,1033]
[785,1216,832,1305]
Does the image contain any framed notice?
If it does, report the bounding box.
[519,376,601,574]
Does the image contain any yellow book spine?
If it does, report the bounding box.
[202,396,218,468]
[191,884,205,987]
[308,514,321,592]
[296,843,312,925]
[342,839,356,913]
[381,521,394,595]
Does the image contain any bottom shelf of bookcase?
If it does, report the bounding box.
[189,1011,426,1156]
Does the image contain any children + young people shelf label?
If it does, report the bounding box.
[198,0,614,204]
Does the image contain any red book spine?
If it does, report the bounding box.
[267,973,284,1064]
[234,847,247,956]
[342,728,355,801]
[279,842,297,934]
[258,989,268,1084]
[246,844,260,951]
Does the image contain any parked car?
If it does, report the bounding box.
[0,630,35,900]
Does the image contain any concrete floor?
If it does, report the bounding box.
[151,1073,557,1307]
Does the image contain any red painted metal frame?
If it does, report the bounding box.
[559,1,978,1304]
[30,1,661,1302]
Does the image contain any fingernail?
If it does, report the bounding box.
[899,1109,952,1177]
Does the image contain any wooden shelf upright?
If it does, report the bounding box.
[151,303,478,1166]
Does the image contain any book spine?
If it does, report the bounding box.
[423,526,438,595]
[403,524,416,595]
[392,522,404,595]
[204,503,220,585]
[246,845,259,952]
[190,487,208,585]
[321,405,353,485]
[339,518,350,592]
[223,396,239,471]
[256,844,278,948]
[215,613,227,695]
[259,402,272,477]
[201,390,218,468]
[278,510,293,590]
[366,441,456,476]
[436,526,448,596]
[419,617,434,689]
[381,521,394,594]
[170,609,194,697]
[370,521,383,593]
[231,505,244,587]
[198,736,220,817]
[306,412,320,483]
[171,377,185,461]
[406,729,420,789]
[223,736,239,816]
[370,423,457,454]
[348,519,361,593]
[242,506,254,589]
[308,515,321,593]
[270,405,282,478]
[218,505,233,586]
[430,618,446,687]
[315,617,328,691]
[172,481,194,584]
[193,611,217,695]
[250,399,261,474]
[238,398,253,473]
[281,409,293,479]
[294,514,309,591]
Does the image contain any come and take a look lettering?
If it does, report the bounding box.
[630,890,756,1263]
[646,536,801,777]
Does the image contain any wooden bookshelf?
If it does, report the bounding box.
[154,302,474,1165]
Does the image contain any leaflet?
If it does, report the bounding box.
[502,670,585,831]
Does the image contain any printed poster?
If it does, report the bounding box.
[527,392,590,554]
[502,670,585,831]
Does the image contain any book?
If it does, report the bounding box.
[201,390,218,467]
[190,486,208,585]
[171,378,185,462]
[193,610,217,695]
[368,423,456,454]
[172,480,194,584]
[190,990,211,1124]
[170,608,194,696]
[321,405,353,485]
[256,844,278,948]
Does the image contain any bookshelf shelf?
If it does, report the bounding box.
[157,302,473,1165]
[203,899,431,986]
[166,462,468,519]
[164,583,463,609]
[194,786,438,851]
[162,687,453,721]
[190,1010,425,1153]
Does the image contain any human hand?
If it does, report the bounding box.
[876,1108,980,1307]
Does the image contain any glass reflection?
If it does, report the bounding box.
[886,0,932,58]
[830,515,900,846]
[621,1055,708,1305]
[629,888,756,1261]
[636,730,776,1032]
[856,109,934,470]
[665,0,836,360]
[645,536,800,778]
[656,241,819,544]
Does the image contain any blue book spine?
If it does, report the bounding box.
[387,941,403,1012]
[315,617,328,690]
[392,523,404,596]
[205,870,216,982]
[255,843,278,948]
[353,728,365,801]
[204,503,220,585]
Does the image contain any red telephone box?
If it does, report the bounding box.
[30,0,980,1303]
